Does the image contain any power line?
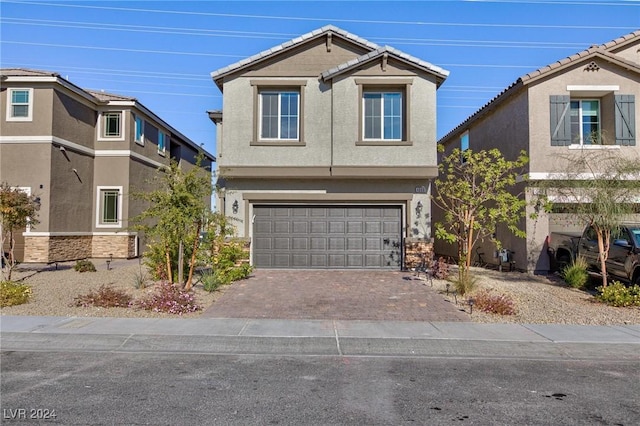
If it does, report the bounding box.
[0,17,594,49]
[2,40,245,58]
[3,0,637,30]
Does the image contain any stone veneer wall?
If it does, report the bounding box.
[404,238,433,270]
[23,234,136,262]
[92,235,136,258]
[23,235,92,263]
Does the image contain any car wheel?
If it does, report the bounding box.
[557,254,571,272]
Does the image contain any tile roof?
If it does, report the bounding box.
[438,30,640,143]
[0,68,60,77]
[84,89,136,102]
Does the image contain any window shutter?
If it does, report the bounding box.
[615,95,635,146]
[550,95,571,146]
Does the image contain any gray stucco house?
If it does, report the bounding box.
[209,25,449,269]
[436,31,639,274]
[0,68,215,263]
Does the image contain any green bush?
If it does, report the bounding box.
[451,274,477,296]
[472,290,516,315]
[596,281,640,307]
[561,256,589,289]
[73,285,132,308]
[0,281,32,307]
[74,259,96,273]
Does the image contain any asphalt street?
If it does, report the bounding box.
[1,316,639,424]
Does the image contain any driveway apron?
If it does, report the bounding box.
[202,270,468,321]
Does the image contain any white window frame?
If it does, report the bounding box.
[97,110,125,141]
[362,91,403,141]
[96,186,123,228]
[158,130,168,155]
[570,99,601,146]
[259,91,300,141]
[6,88,34,122]
[134,114,145,146]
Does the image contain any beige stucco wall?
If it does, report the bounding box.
[331,66,439,168]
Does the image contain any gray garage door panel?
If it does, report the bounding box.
[253,205,402,269]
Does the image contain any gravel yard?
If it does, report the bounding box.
[2,259,639,325]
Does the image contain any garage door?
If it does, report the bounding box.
[253,205,402,269]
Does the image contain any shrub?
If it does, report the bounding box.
[471,290,516,315]
[73,285,132,308]
[136,281,201,314]
[596,281,640,307]
[132,269,149,289]
[74,259,96,273]
[431,256,450,280]
[451,274,477,296]
[561,256,589,289]
[0,281,32,307]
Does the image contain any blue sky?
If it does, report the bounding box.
[1,0,639,157]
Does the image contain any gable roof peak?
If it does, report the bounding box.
[210,25,381,87]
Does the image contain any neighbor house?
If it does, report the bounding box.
[209,25,449,269]
[0,68,215,263]
[436,31,639,274]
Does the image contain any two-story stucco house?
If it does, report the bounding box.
[209,25,449,269]
[436,31,639,274]
[0,68,215,263]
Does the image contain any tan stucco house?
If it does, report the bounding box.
[436,31,639,274]
[0,68,215,263]
[209,25,449,269]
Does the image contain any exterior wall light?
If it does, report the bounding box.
[232,200,239,214]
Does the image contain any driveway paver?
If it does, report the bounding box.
[202,269,468,322]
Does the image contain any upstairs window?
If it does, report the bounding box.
[99,111,124,140]
[158,131,168,155]
[7,88,33,121]
[363,92,403,140]
[260,91,299,140]
[550,94,635,146]
[460,131,470,162]
[570,99,600,145]
[134,114,144,145]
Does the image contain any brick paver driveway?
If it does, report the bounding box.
[202,269,468,321]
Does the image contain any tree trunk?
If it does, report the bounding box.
[596,229,609,288]
[178,240,184,287]
[165,244,173,283]
[184,221,202,291]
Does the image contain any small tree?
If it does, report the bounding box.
[432,148,529,294]
[0,183,40,281]
[132,158,212,290]
[533,148,640,288]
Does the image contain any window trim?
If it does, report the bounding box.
[96,186,123,228]
[134,114,145,146]
[97,110,125,141]
[355,78,412,146]
[570,98,601,146]
[6,88,34,122]
[250,80,306,146]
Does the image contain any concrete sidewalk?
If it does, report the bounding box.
[2,315,639,360]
